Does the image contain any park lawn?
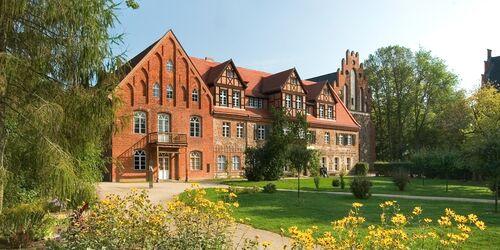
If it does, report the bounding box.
[205,189,500,250]
[223,176,494,200]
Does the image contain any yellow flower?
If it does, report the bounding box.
[423,218,432,223]
[391,214,407,226]
[475,220,486,230]
[352,202,364,208]
[438,216,452,227]
[229,192,238,199]
[262,241,272,247]
[412,207,422,216]
[445,208,456,216]
[233,202,240,208]
[467,214,478,223]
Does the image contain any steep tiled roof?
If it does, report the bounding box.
[307,72,338,84]
[204,60,231,85]
[120,39,160,75]
[302,80,327,102]
[260,68,295,94]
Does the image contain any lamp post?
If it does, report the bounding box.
[148,160,154,189]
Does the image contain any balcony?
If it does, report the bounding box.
[148,132,187,147]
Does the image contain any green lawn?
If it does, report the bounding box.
[205,189,500,250]
[223,176,494,199]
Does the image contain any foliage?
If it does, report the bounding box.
[244,147,265,181]
[60,186,237,249]
[374,161,415,177]
[339,168,347,189]
[314,176,321,190]
[287,201,486,249]
[392,170,410,191]
[331,178,340,187]
[364,46,462,160]
[0,201,55,248]
[353,162,369,176]
[464,86,500,212]
[66,183,98,210]
[350,177,373,199]
[263,183,277,193]
[0,0,137,212]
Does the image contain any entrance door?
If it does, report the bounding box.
[158,152,170,180]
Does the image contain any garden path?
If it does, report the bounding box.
[97,182,291,249]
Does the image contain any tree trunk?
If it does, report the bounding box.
[297,168,301,201]
[495,175,498,213]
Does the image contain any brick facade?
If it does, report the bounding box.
[109,30,367,182]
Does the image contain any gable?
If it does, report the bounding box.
[282,70,306,94]
[216,62,246,88]
[317,83,335,103]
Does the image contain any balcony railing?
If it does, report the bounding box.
[148,132,187,146]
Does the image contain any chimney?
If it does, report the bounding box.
[204,57,214,62]
[487,49,492,60]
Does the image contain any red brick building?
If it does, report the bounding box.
[109,30,370,182]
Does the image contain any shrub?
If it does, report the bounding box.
[353,162,369,176]
[350,177,372,199]
[313,176,320,190]
[0,201,55,248]
[489,180,500,196]
[393,170,410,191]
[263,183,277,193]
[339,170,347,189]
[67,183,98,210]
[331,178,340,187]
[374,161,414,177]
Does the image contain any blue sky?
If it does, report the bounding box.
[113,0,500,92]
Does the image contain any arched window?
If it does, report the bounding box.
[232,156,241,170]
[141,81,147,96]
[134,111,146,134]
[166,85,174,99]
[350,69,356,109]
[192,89,199,102]
[190,151,202,170]
[190,116,201,137]
[217,155,227,171]
[359,87,363,111]
[134,150,146,170]
[157,113,170,133]
[166,60,174,72]
[152,83,160,98]
[342,85,347,105]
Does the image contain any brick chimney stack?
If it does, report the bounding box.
[487,49,492,60]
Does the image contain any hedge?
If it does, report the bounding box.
[373,161,415,177]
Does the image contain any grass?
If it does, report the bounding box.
[205,189,500,250]
[223,176,495,200]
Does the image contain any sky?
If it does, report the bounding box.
[113,0,500,92]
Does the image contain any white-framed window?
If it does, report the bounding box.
[222,122,230,137]
[285,94,292,109]
[346,158,351,170]
[233,90,240,108]
[217,155,227,171]
[166,60,174,72]
[190,116,201,137]
[152,83,160,98]
[337,134,344,145]
[192,89,199,102]
[158,113,170,133]
[134,111,146,134]
[227,69,236,78]
[257,125,265,140]
[324,132,330,144]
[236,123,244,138]
[220,89,228,106]
[249,97,263,109]
[319,105,325,118]
[190,151,202,170]
[347,135,352,145]
[166,85,174,99]
[327,105,333,119]
[134,150,146,170]
[232,156,240,170]
[334,157,339,171]
[296,96,302,110]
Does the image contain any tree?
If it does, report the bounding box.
[465,86,500,212]
[288,144,311,200]
[364,46,460,160]
[0,0,138,213]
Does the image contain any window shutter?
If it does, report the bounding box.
[254,124,257,140]
[336,134,339,145]
[352,135,356,145]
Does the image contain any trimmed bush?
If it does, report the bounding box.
[353,162,369,176]
[263,183,277,193]
[350,177,372,199]
[0,201,55,248]
[393,170,410,191]
[313,176,320,190]
[331,178,340,187]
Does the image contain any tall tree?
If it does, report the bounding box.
[0,0,137,212]
[364,46,459,160]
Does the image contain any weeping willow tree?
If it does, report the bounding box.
[0,0,138,213]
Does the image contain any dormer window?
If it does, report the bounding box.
[285,94,292,109]
[227,69,236,78]
[233,90,240,108]
[291,77,299,85]
[219,89,228,106]
[327,105,333,119]
[319,105,325,118]
[296,96,303,109]
[166,60,174,72]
